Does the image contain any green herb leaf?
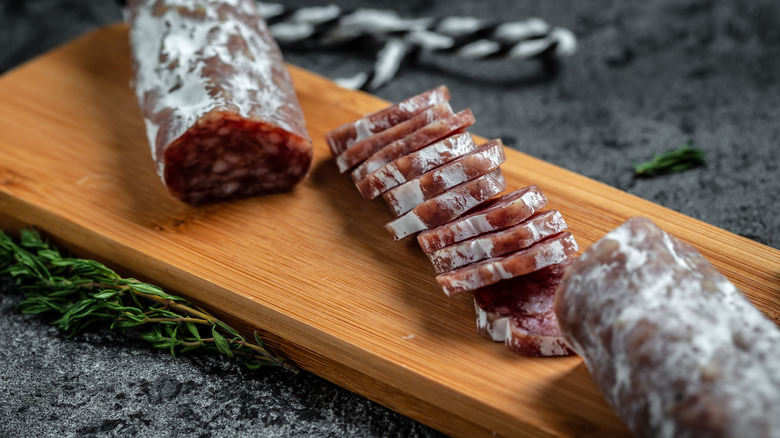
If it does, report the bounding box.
[634,144,705,177]
[0,228,295,372]
[211,326,234,358]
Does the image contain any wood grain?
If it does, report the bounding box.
[1,24,778,437]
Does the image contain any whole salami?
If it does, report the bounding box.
[555,217,780,438]
[126,0,313,204]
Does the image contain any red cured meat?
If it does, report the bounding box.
[127,0,312,204]
[335,103,453,173]
[385,169,506,240]
[474,259,575,357]
[428,210,568,273]
[382,139,506,217]
[350,109,476,183]
[325,86,450,156]
[436,231,578,296]
[555,217,780,438]
[355,132,478,201]
[417,185,548,253]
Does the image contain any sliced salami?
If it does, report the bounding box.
[437,231,578,296]
[325,86,450,156]
[555,217,780,438]
[126,0,312,204]
[474,259,575,357]
[350,109,476,183]
[335,102,453,172]
[428,210,568,274]
[385,169,506,241]
[382,139,506,217]
[417,185,548,254]
[355,132,478,201]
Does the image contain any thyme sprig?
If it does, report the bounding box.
[0,228,295,372]
[634,144,705,177]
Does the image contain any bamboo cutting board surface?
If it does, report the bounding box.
[1,24,779,437]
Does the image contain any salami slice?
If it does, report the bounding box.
[127,0,312,204]
[335,102,453,173]
[417,185,548,254]
[554,217,780,438]
[385,169,506,241]
[355,132,478,201]
[381,139,506,217]
[325,86,450,156]
[436,231,578,296]
[474,259,575,356]
[428,210,568,274]
[350,109,476,183]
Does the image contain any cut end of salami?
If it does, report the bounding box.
[127,0,313,205]
[474,259,575,357]
[162,111,313,204]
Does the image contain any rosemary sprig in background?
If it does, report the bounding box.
[0,228,295,372]
[634,143,705,177]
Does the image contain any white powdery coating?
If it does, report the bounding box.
[422,186,547,252]
[385,170,505,240]
[361,132,476,199]
[429,210,566,273]
[130,0,287,179]
[556,217,780,438]
[439,232,576,295]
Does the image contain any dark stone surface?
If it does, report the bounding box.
[1,0,779,437]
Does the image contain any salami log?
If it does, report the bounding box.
[382,139,506,217]
[325,86,450,156]
[417,185,548,253]
[474,259,575,357]
[355,132,478,200]
[127,0,313,204]
[555,217,780,438]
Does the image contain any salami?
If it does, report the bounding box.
[355,132,478,200]
[350,109,476,183]
[417,185,548,253]
[335,103,454,173]
[474,260,575,357]
[381,139,506,217]
[325,86,450,156]
[385,169,506,240]
[428,210,568,274]
[555,217,780,437]
[436,231,578,296]
[127,0,312,204]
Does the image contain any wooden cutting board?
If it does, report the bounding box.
[1,24,778,437]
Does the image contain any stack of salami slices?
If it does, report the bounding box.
[326,86,578,357]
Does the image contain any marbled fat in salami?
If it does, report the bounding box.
[127,0,312,204]
[382,139,506,217]
[325,86,450,156]
[555,217,780,438]
[428,210,568,273]
[474,259,575,357]
[417,185,548,254]
[355,132,478,200]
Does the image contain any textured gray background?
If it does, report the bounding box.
[2,0,779,436]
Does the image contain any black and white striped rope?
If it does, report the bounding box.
[258,2,577,91]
